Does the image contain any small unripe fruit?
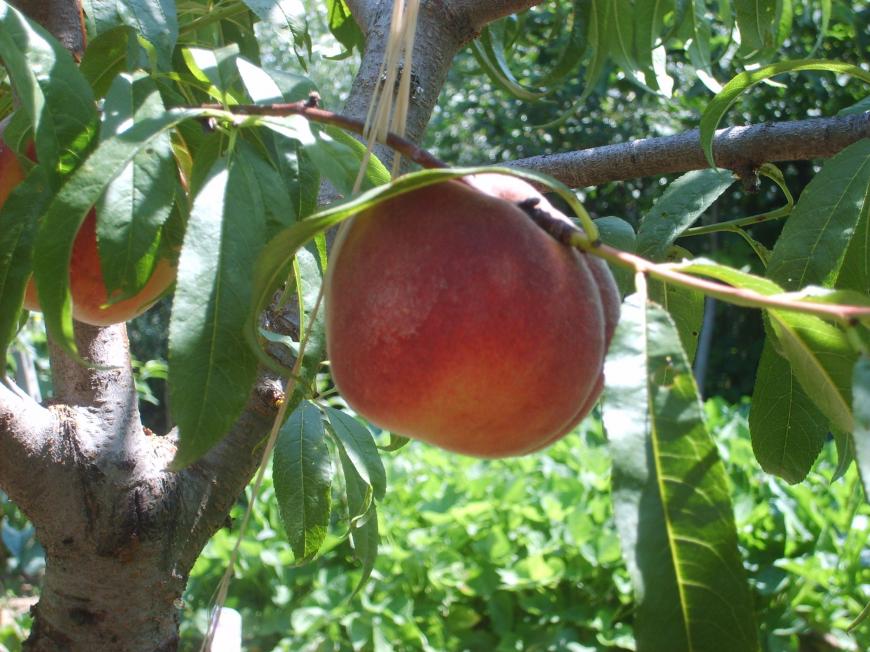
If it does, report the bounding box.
[325,175,619,457]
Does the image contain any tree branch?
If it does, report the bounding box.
[48,322,142,455]
[344,0,376,33]
[446,0,546,39]
[506,112,870,188]
[0,379,59,514]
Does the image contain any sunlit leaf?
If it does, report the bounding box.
[854,355,870,500]
[767,139,870,290]
[602,294,758,651]
[97,72,176,297]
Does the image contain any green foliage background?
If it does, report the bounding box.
[169,400,868,652]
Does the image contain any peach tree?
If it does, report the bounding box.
[0,0,868,650]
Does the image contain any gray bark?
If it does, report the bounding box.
[506,112,870,187]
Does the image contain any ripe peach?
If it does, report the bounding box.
[22,210,176,326]
[325,175,620,457]
[0,128,175,326]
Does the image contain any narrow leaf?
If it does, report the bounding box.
[0,2,97,173]
[700,61,870,166]
[97,72,176,296]
[274,401,334,562]
[324,406,387,501]
[349,506,379,594]
[734,0,777,54]
[86,0,178,70]
[602,295,758,652]
[637,169,734,261]
[853,355,870,500]
[169,146,266,467]
[767,310,855,434]
[0,166,52,367]
[33,109,204,353]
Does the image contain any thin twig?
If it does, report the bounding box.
[201,99,448,170]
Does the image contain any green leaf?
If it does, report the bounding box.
[648,279,704,362]
[594,216,636,296]
[0,167,52,370]
[580,0,612,102]
[349,506,378,594]
[168,145,266,468]
[685,0,712,73]
[853,355,870,500]
[767,310,855,435]
[602,294,758,652]
[836,168,870,295]
[97,72,176,297]
[700,61,870,167]
[85,0,178,70]
[749,342,828,483]
[766,139,870,290]
[326,0,364,56]
[470,23,548,102]
[0,2,98,175]
[734,0,777,54]
[242,0,310,63]
[334,436,373,524]
[324,407,386,501]
[636,169,734,261]
[273,401,334,562]
[79,26,136,99]
[32,108,205,354]
[183,45,243,104]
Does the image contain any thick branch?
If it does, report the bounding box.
[9,0,85,59]
[0,380,59,514]
[506,113,870,188]
[447,0,545,39]
[344,0,375,33]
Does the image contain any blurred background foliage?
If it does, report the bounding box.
[3,0,869,650]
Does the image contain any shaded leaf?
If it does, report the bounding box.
[636,169,734,261]
[349,506,378,595]
[85,0,178,70]
[594,215,636,296]
[274,401,334,562]
[749,342,828,483]
[169,145,266,467]
[324,406,386,501]
[853,355,870,500]
[734,0,777,54]
[0,2,97,174]
[0,167,52,369]
[602,294,758,652]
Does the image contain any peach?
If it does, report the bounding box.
[325,175,619,457]
[0,127,175,326]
